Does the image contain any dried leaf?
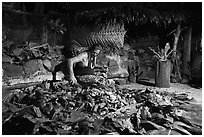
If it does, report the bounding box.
[33,106,42,117]
[70,110,82,122]
[147,129,170,135]
[173,122,192,135]
[140,120,166,131]
[105,132,120,135]
[93,118,104,134]
[99,102,106,108]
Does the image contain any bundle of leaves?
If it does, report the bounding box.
[2,80,202,135]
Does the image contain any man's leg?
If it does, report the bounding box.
[52,71,56,81]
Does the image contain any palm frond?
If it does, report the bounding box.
[69,23,126,54]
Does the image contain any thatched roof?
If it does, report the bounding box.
[2,2,191,53]
[75,3,186,28]
[68,3,186,52]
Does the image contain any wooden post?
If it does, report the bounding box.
[155,60,171,88]
[172,22,182,81]
[182,26,192,77]
[172,23,181,58]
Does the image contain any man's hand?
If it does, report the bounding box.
[70,75,78,85]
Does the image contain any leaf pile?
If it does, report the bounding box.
[2,79,202,135]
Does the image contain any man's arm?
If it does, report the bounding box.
[68,52,88,84]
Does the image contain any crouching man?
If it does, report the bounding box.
[44,44,102,85]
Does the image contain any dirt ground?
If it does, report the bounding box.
[120,80,203,127]
[120,81,202,104]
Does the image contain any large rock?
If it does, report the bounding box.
[43,59,52,70]
[96,54,109,67]
[107,67,129,78]
[105,54,129,78]
[12,48,24,56]
[2,53,13,63]
[23,59,46,76]
[108,60,119,73]
[2,63,24,78]
[96,52,129,79]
